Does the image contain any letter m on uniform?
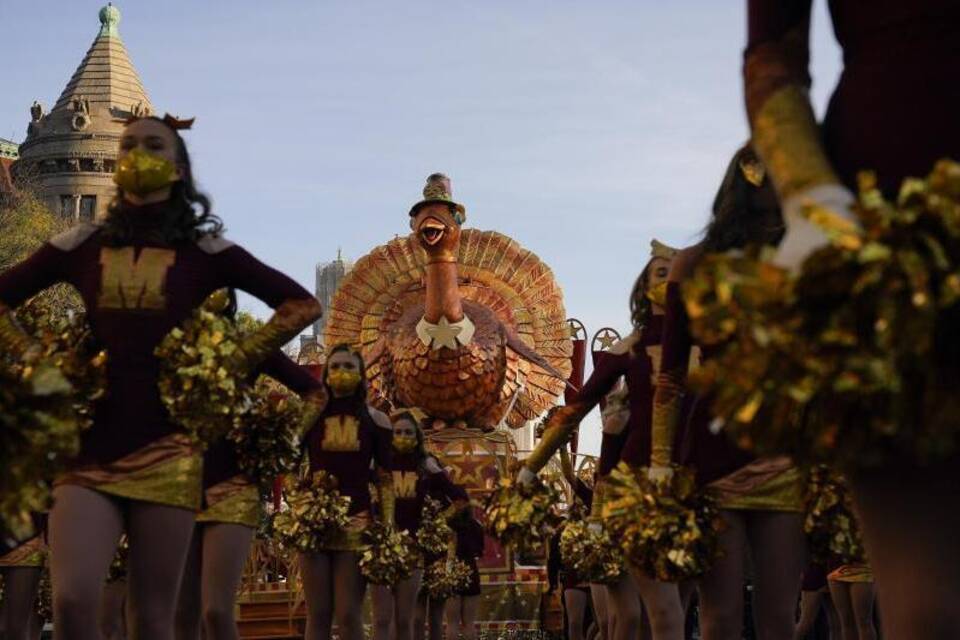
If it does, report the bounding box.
[98,247,176,310]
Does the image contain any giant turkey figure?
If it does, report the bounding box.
[324,174,572,430]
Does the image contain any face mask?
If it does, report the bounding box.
[114,147,179,197]
[327,369,362,395]
[393,434,419,453]
[646,281,668,307]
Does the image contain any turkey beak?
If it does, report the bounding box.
[419,217,446,247]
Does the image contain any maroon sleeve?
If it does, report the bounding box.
[426,464,469,505]
[0,244,69,308]
[373,412,392,472]
[216,245,314,308]
[597,430,627,478]
[573,477,593,507]
[257,351,323,396]
[575,352,629,412]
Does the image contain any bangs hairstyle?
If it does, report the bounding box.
[102,116,223,246]
[701,144,784,253]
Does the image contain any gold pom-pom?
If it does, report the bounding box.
[229,383,305,492]
[685,159,960,466]
[1,300,106,539]
[558,519,624,585]
[107,535,130,583]
[272,471,352,552]
[484,475,561,556]
[803,466,865,565]
[423,557,473,600]
[359,520,418,586]
[416,497,453,558]
[155,293,252,447]
[602,463,721,581]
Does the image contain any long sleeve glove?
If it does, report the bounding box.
[232,297,322,375]
[523,404,587,476]
[376,468,396,526]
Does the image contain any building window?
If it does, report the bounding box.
[79,196,96,221]
[60,195,78,219]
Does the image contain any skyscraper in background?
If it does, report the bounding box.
[314,250,352,341]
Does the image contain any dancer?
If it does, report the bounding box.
[650,146,807,640]
[548,505,592,640]
[744,3,960,636]
[0,518,45,640]
[371,409,468,640]
[175,341,324,640]
[0,114,322,640]
[827,565,877,640]
[445,511,485,640]
[520,240,684,640]
[300,344,393,640]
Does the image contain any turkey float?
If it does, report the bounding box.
[324,174,573,431]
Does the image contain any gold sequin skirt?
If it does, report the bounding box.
[316,511,371,552]
[0,536,46,568]
[829,564,874,583]
[711,457,804,512]
[196,476,261,528]
[55,433,202,510]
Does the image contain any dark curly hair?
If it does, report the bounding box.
[629,259,655,332]
[102,116,223,246]
[702,144,784,253]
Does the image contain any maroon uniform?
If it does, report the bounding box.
[453,516,485,597]
[0,213,315,470]
[391,453,468,540]
[304,396,392,516]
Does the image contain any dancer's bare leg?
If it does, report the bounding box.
[48,485,124,640]
[300,552,334,640]
[200,523,254,640]
[459,595,480,640]
[332,551,366,640]
[2,566,42,640]
[126,500,199,640]
[413,590,428,640]
[372,584,394,640]
[850,465,960,640]
[101,579,130,640]
[428,596,446,640]
[590,584,610,640]
[697,510,746,640]
[394,570,423,640]
[608,573,644,640]
[564,589,589,640]
[747,511,806,640]
[793,591,824,640]
[849,582,877,640]
[444,596,462,640]
[633,572,684,640]
[174,527,202,640]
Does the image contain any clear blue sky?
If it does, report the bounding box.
[1,1,842,454]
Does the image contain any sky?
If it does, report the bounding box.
[0,1,843,455]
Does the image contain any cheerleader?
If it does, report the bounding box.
[371,410,468,640]
[300,344,393,640]
[650,146,806,640]
[744,3,960,635]
[175,342,324,640]
[520,240,685,640]
[0,114,321,640]
[445,511,485,640]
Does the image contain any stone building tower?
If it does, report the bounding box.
[15,4,153,221]
[313,250,353,339]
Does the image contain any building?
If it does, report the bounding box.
[0,139,18,205]
[314,250,353,339]
[14,4,153,221]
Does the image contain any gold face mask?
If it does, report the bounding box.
[646,281,668,307]
[327,369,362,396]
[114,147,179,197]
[393,434,419,453]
